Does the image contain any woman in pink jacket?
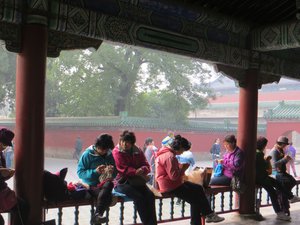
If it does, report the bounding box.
[113,130,157,225]
[155,135,224,224]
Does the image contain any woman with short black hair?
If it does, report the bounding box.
[209,134,244,186]
[113,130,157,225]
[77,133,116,225]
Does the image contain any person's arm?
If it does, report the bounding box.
[190,157,195,167]
[269,149,289,170]
[107,153,118,178]
[136,146,151,175]
[144,148,153,165]
[232,149,244,175]
[77,152,99,184]
[164,155,187,181]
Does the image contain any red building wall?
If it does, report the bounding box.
[266,120,300,148]
[44,127,230,160]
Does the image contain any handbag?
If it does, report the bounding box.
[231,175,246,194]
[0,187,17,212]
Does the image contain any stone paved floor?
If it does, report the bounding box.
[167,204,300,225]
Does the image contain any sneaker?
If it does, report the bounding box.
[92,213,107,225]
[206,212,225,223]
[289,195,300,203]
[276,212,291,221]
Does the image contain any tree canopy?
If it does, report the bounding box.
[1,42,216,122]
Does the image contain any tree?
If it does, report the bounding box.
[45,42,216,120]
[0,46,16,116]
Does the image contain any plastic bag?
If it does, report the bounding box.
[214,163,223,177]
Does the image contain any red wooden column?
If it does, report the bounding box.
[237,69,258,215]
[15,23,47,225]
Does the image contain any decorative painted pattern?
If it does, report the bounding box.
[29,0,48,11]
[252,21,300,50]
[0,0,22,23]
[1,0,300,80]
[49,1,249,67]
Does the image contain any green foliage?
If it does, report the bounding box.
[44,42,215,120]
[0,46,16,116]
[0,42,215,121]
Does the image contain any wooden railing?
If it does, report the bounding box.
[41,184,267,225]
[2,179,299,225]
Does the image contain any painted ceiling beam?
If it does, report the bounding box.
[252,20,300,51]
[1,0,300,80]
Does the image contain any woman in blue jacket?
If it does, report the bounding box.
[77,134,117,225]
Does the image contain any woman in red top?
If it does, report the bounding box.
[155,134,224,224]
[113,130,157,225]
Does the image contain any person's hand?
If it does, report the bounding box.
[107,165,114,173]
[181,163,190,171]
[135,168,144,175]
[264,155,272,161]
[218,159,224,164]
[96,165,106,174]
[285,155,292,161]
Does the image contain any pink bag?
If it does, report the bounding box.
[0,187,17,212]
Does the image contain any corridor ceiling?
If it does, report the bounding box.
[1,0,300,84]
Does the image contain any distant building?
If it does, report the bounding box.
[190,75,300,120]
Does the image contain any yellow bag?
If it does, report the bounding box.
[184,167,213,188]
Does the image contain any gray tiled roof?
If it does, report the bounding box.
[264,101,300,120]
[0,116,266,133]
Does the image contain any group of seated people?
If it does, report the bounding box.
[210,134,300,222]
[77,130,225,225]
[1,127,300,225]
[77,130,300,224]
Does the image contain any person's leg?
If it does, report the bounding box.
[115,184,157,225]
[170,182,225,225]
[0,214,4,225]
[209,175,231,186]
[96,181,114,216]
[275,173,295,199]
[291,161,297,177]
[260,182,281,213]
[286,162,291,174]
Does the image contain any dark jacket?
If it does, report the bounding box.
[255,149,269,183]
